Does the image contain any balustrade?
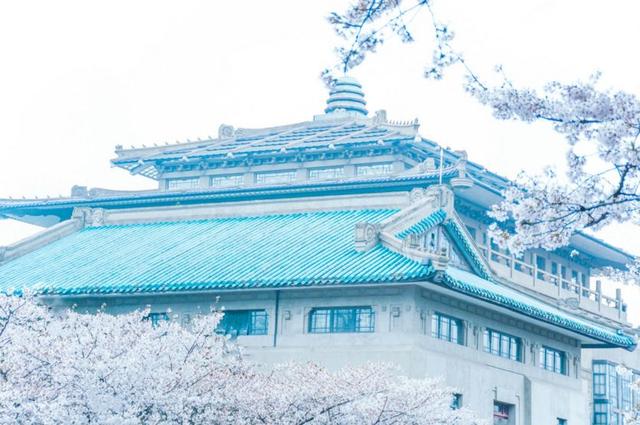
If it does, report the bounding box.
[477,244,626,321]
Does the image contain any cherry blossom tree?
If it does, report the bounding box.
[326,1,639,280]
[0,294,482,424]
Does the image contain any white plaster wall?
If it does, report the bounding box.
[50,284,595,424]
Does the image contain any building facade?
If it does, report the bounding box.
[0,77,638,424]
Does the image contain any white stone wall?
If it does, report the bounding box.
[50,283,592,424]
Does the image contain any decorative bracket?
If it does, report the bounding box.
[354,222,380,252]
[72,207,107,227]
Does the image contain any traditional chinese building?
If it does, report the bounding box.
[0,77,638,424]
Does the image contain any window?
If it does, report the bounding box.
[210,174,243,188]
[144,312,169,327]
[432,312,464,345]
[593,362,607,396]
[550,262,559,285]
[536,255,546,280]
[167,177,199,190]
[450,393,462,410]
[540,346,566,375]
[493,402,513,424]
[217,310,268,336]
[309,166,345,181]
[308,306,374,333]
[581,273,590,297]
[592,361,639,425]
[561,265,569,289]
[593,401,608,425]
[355,163,393,177]
[256,170,297,185]
[484,329,521,361]
[557,418,567,425]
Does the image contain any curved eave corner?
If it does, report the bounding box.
[440,271,637,351]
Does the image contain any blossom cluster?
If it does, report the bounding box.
[0,294,482,424]
[328,1,639,279]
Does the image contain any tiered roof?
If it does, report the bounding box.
[0,76,636,351]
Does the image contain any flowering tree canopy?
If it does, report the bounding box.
[327,1,639,280]
[0,294,482,424]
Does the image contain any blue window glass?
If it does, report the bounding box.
[217,310,268,336]
[432,312,464,345]
[308,306,374,333]
[608,364,618,407]
[592,361,640,425]
[536,255,546,280]
[557,418,567,425]
[593,363,607,396]
[450,393,462,410]
[483,329,521,361]
[493,402,512,420]
[144,312,169,327]
[593,401,608,425]
[540,346,566,375]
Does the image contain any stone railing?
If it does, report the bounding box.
[478,246,626,323]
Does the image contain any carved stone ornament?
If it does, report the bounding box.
[431,247,450,273]
[218,124,235,139]
[373,109,387,124]
[71,207,107,227]
[354,222,380,252]
[418,158,437,173]
[409,188,426,203]
[559,297,580,310]
[88,208,106,227]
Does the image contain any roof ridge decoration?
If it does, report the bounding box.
[324,76,368,116]
[355,185,493,281]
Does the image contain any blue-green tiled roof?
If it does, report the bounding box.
[0,209,431,296]
[0,208,632,349]
[443,268,636,350]
[443,220,493,281]
[395,209,446,239]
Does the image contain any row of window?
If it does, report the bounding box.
[172,307,567,376]
[165,163,395,190]
[432,313,567,374]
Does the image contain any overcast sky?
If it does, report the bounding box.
[1,1,639,318]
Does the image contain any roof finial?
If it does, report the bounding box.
[324,76,368,116]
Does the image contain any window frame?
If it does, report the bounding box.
[308,166,345,181]
[144,312,170,327]
[493,401,512,420]
[450,393,462,410]
[483,328,522,362]
[308,306,375,334]
[210,174,244,188]
[217,309,269,336]
[255,170,297,185]
[166,177,200,190]
[431,312,464,345]
[540,345,567,375]
[355,162,394,177]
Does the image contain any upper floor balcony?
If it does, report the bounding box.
[477,244,627,324]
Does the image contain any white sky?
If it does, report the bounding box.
[0,0,639,320]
